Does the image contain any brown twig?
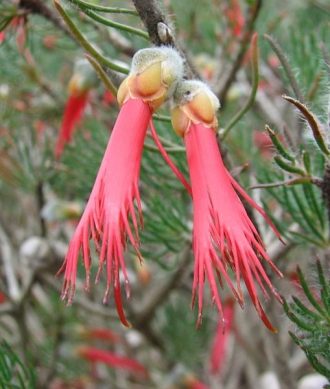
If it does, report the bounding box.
[133,245,191,328]
[131,0,199,78]
[19,0,71,38]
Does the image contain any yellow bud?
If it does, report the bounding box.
[171,107,190,137]
[187,91,215,124]
[172,80,220,135]
[148,91,166,110]
[133,61,163,98]
[117,47,183,111]
[68,74,85,96]
[117,77,130,106]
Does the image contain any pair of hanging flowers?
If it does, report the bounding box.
[58,46,282,330]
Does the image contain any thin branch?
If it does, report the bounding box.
[217,0,262,105]
[131,0,199,78]
[54,0,129,74]
[221,33,259,140]
[264,34,305,104]
[41,274,118,319]
[85,54,118,96]
[133,245,191,328]
[131,0,174,46]
[0,224,20,301]
[19,0,71,37]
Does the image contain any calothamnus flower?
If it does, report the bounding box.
[171,80,283,331]
[55,59,98,158]
[59,47,183,326]
[77,346,148,379]
[209,299,234,374]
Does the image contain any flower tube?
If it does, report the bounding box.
[55,59,98,158]
[59,47,184,326]
[171,80,282,331]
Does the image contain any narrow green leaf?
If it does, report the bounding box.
[297,266,326,316]
[283,95,330,156]
[67,0,138,15]
[291,296,323,321]
[274,156,305,175]
[266,125,295,161]
[53,0,129,74]
[77,7,148,39]
[317,260,330,313]
[291,187,325,241]
[283,300,316,331]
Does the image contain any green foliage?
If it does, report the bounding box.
[0,342,36,389]
[284,261,330,380]
[159,293,211,368]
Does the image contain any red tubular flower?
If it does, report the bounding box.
[55,59,98,159]
[184,375,209,389]
[225,0,245,38]
[59,48,183,326]
[102,90,116,106]
[0,292,6,304]
[80,327,120,343]
[55,93,89,158]
[0,16,27,51]
[209,299,234,374]
[77,346,148,378]
[0,31,5,44]
[171,80,283,331]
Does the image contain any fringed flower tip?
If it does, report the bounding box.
[58,47,184,326]
[59,98,151,327]
[171,80,283,331]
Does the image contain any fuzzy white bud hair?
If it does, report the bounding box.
[130,46,184,80]
[173,79,220,110]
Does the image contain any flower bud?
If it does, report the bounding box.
[172,80,220,136]
[68,59,98,95]
[117,47,184,110]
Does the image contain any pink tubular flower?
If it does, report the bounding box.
[58,47,183,326]
[77,346,148,378]
[171,80,283,331]
[209,299,234,374]
[55,59,98,158]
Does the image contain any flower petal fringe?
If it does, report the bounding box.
[58,98,151,326]
[185,123,283,331]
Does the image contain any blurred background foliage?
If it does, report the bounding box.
[0,0,329,388]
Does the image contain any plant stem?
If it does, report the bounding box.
[54,0,129,74]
